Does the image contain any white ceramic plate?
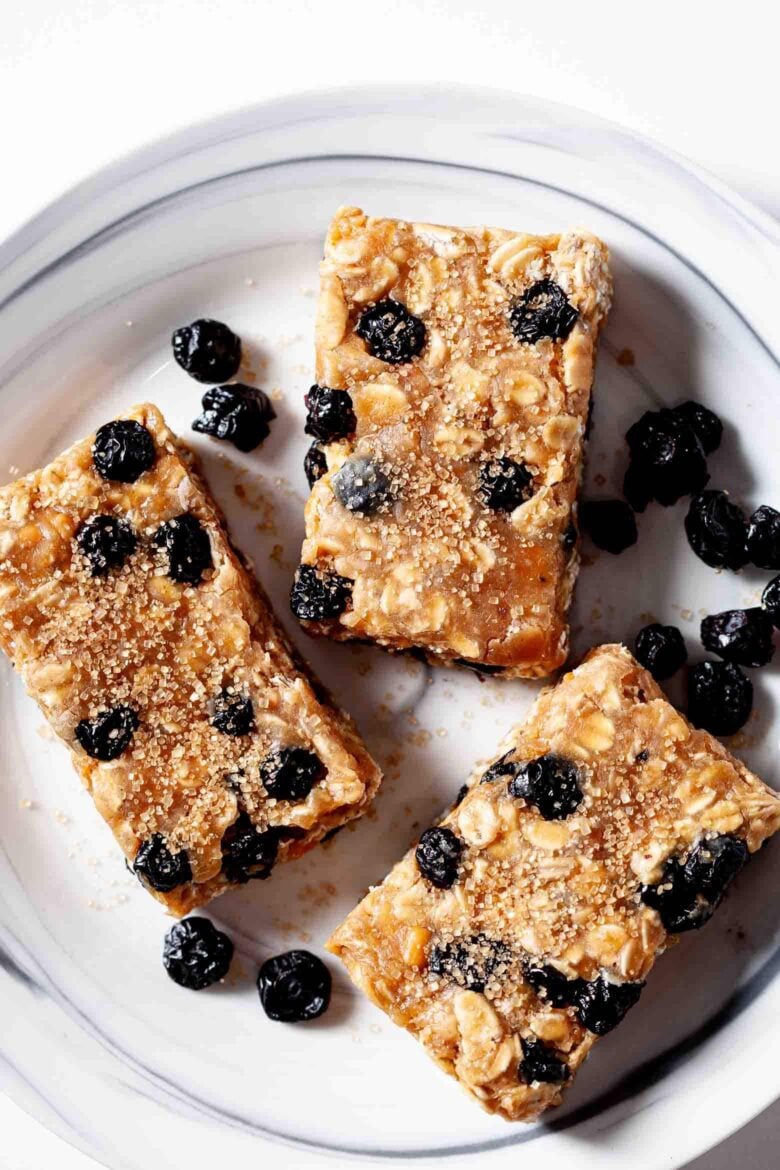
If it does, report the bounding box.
[1,86,779,1170]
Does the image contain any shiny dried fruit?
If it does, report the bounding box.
[477,457,534,512]
[75,704,139,761]
[634,623,687,680]
[522,959,580,1008]
[332,457,393,515]
[684,490,748,570]
[625,409,709,507]
[508,279,578,344]
[672,400,723,455]
[76,514,137,576]
[134,833,192,892]
[260,746,326,802]
[304,442,328,487]
[574,976,644,1035]
[221,813,280,883]
[192,384,275,452]
[211,690,254,736]
[154,513,213,585]
[518,1037,571,1084]
[508,753,584,820]
[762,575,780,628]
[163,917,234,990]
[640,833,748,933]
[687,660,753,736]
[92,420,155,483]
[415,826,463,888]
[171,318,241,384]
[580,499,637,554]
[700,608,774,668]
[355,300,426,364]
[428,934,512,992]
[746,505,780,570]
[304,384,356,442]
[257,949,331,1022]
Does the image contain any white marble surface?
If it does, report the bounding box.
[1,4,778,1168]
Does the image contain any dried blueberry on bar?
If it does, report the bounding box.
[0,404,380,915]
[328,644,780,1122]
[296,207,612,679]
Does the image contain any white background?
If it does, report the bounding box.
[1,1,778,1167]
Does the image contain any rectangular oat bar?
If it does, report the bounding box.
[328,643,780,1121]
[294,207,612,678]
[0,404,381,915]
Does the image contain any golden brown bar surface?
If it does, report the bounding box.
[297,207,612,678]
[329,644,780,1121]
[0,404,381,914]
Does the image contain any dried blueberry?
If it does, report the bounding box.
[641,834,748,933]
[260,745,326,802]
[508,754,584,820]
[634,623,688,680]
[290,563,352,621]
[304,442,328,487]
[76,514,137,576]
[480,750,521,785]
[518,1038,571,1085]
[625,408,709,506]
[415,826,463,889]
[257,949,331,1022]
[672,401,723,455]
[687,660,753,736]
[355,299,426,364]
[332,457,393,515]
[561,521,578,549]
[522,959,581,1008]
[221,813,280,883]
[574,977,644,1035]
[171,318,241,384]
[163,917,234,990]
[684,490,749,570]
[477,457,534,512]
[508,279,578,344]
[154,513,213,585]
[75,704,139,761]
[92,420,155,483]
[580,499,638,555]
[452,784,469,808]
[701,608,774,668]
[211,690,254,736]
[428,934,512,992]
[762,575,780,628]
[304,385,356,442]
[192,384,275,452]
[746,505,780,570]
[134,833,192,892]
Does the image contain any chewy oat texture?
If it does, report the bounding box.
[298,207,612,677]
[0,404,380,914]
[329,644,780,1121]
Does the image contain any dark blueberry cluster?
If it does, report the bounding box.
[260,745,325,802]
[518,1038,571,1085]
[355,300,426,364]
[332,457,393,515]
[304,385,356,442]
[93,419,156,483]
[171,318,242,384]
[221,813,280,883]
[672,400,723,455]
[700,608,774,668]
[640,833,748,933]
[415,826,463,889]
[154,513,213,585]
[507,279,578,344]
[290,563,352,621]
[522,959,643,1035]
[257,949,331,1022]
[427,934,512,992]
[211,690,255,736]
[508,754,584,820]
[746,505,780,570]
[634,623,688,680]
[624,406,710,509]
[477,457,534,512]
[687,660,753,736]
[684,490,749,570]
[76,514,137,576]
[580,499,637,555]
[163,917,234,990]
[134,833,192,892]
[304,442,328,487]
[192,384,276,452]
[75,704,139,761]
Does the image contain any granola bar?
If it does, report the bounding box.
[0,404,380,915]
[294,207,612,678]
[329,644,780,1121]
